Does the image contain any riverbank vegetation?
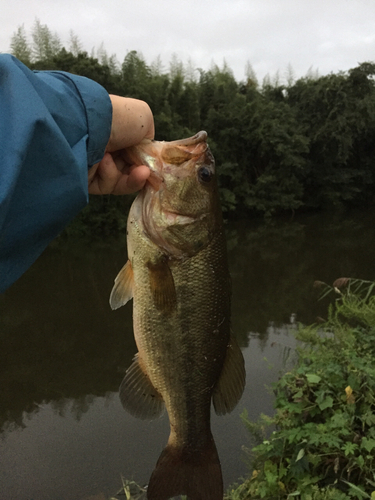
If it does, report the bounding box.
[8,21,375,233]
[227,278,375,499]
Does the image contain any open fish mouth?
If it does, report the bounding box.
[145,131,209,191]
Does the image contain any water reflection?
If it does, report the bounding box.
[0,241,135,433]
[1,211,375,499]
[228,210,375,342]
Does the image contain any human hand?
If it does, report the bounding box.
[88,96,154,195]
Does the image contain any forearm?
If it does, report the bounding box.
[0,55,112,292]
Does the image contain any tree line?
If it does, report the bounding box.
[9,21,375,232]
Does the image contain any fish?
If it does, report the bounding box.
[109,131,245,500]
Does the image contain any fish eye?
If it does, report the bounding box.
[198,166,213,184]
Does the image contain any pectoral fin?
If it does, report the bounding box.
[119,353,165,420]
[109,260,134,310]
[213,335,246,415]
[147,258,177,314]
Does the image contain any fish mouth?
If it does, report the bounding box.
[167,131,208,147]
[145,131,209,191]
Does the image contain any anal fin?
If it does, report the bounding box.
[119,353,164,420]
[212,335,246,415]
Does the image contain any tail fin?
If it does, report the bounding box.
[147,436,223,500]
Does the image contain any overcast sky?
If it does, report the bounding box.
[2,0,375,83]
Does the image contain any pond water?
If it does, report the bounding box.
[1,210,375,500]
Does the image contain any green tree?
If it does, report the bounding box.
[244,61,258,88]
[140,58,172,139]
[68,31,83,57]
[121,50,152,101]
[287,65,375,209]
[242,96,309,216]
[31,19,61,65]
[51,49,118,93]
[178,81,201,135]
[10,25,32,65]
[198,65,250,212]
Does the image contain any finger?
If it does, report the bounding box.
[112,154,128,173]
[112,164,150,195]
[88,162,100,184]
[88,153,120,195]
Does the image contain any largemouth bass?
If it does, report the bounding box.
[110,131,245,500]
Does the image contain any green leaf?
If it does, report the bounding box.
[341,480,371,498]
[315,389,326,405]
[318,396,334,410]
[306,373,321,384]
[295,448,305,461]
[343,442,358,456]
[361,437,375,453]
[356,455,365,468]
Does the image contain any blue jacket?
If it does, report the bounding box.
[0,55,112,293]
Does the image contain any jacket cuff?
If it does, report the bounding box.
[57,72,113,167]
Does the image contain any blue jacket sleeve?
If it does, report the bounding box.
[0,54,112,293]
